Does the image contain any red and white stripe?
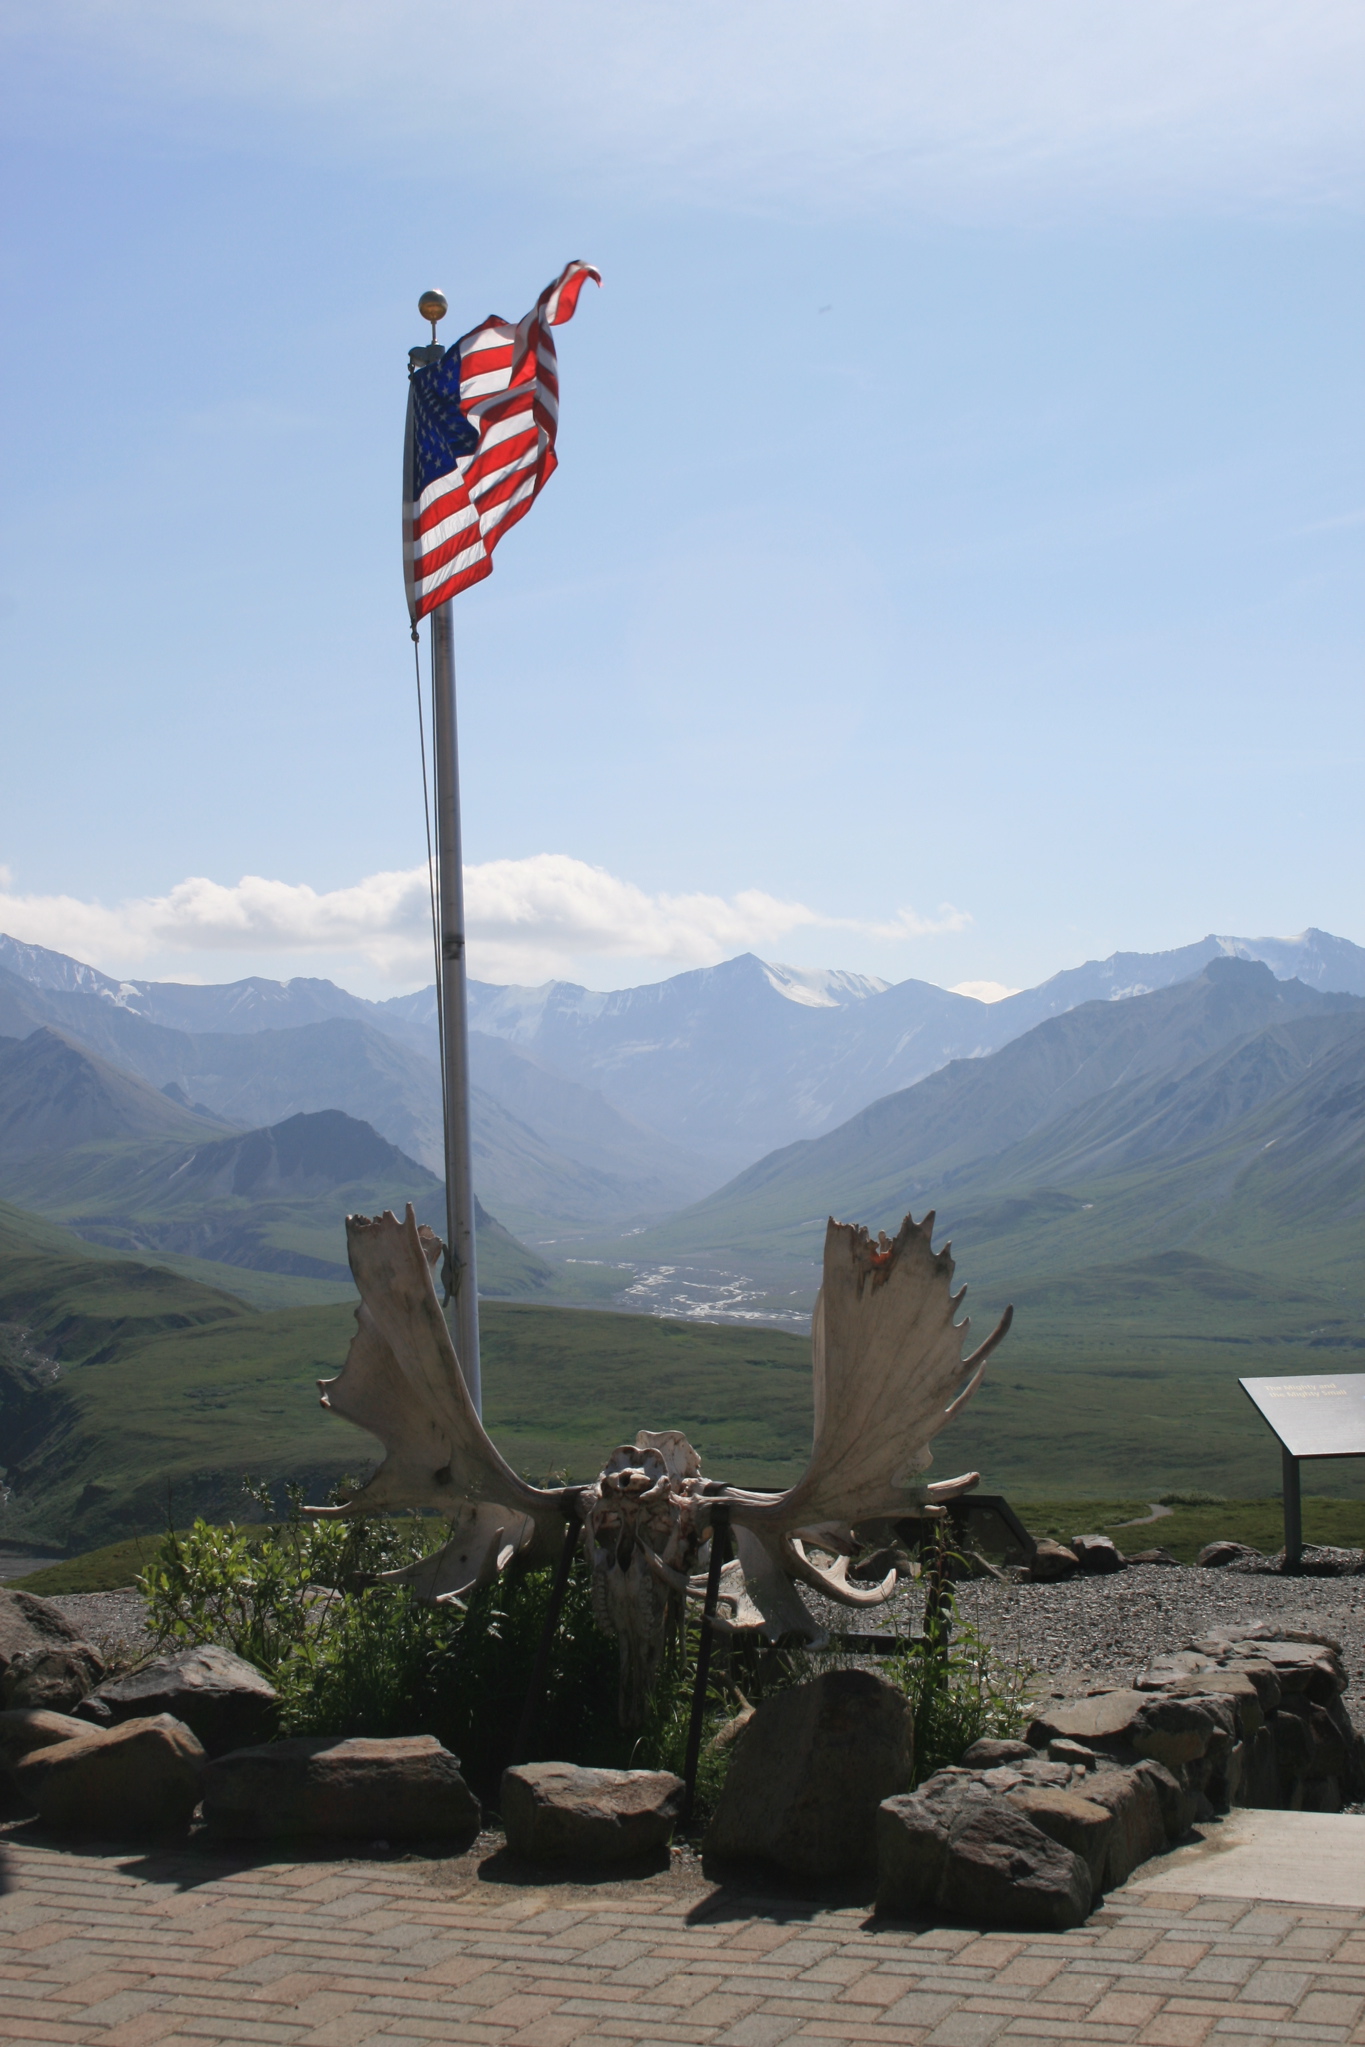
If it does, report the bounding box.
[404,259,600,621]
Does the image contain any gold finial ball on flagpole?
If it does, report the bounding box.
[418,290,448,343]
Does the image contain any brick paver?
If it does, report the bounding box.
[4,1835,1365,2047]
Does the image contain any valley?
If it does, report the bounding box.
[0,925,1361,1545]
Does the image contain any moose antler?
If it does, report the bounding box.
[307,1204,1012,1713]
[719,1212,1011,1533]
[307,1207,568,1600]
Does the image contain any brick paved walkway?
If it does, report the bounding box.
[4,1831,1365,2047]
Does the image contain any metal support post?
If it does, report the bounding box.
[1282,1446,1303,1568]
[682,1506,731,1823]
[429,597,481,1412]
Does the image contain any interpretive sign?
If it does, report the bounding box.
[1239,1374,1365,1564]
[1240,1375,1365,1461]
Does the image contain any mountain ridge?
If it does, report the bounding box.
[3,924,1362,1213]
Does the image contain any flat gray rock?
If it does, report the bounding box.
[1026,1688,1147,1751]
[202,1733,479,1841]
[77,1644,276,1756]
[500,1763,683,1863]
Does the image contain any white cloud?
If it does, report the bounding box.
[951,979,1021,1004]
[7,1,1361,219]
[0,855,969,989]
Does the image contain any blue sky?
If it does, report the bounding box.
[1,3,1361,998]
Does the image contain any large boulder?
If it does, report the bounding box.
[1157,1670,1265,1739]
[1082,1762,1170,1885]
[0,1707,94,1764]
[0,1707,94,1817]
[704,1669,913,1880]
[202,1734,479,1841]
[1128,1692,1238,1772]
[1070,1535,1124,1574]
[500,1763,683,1863]
[1196,1541,1262,1569]
[0,1590,103,1711]
[877,1777,1091,1930]
[1003,1783,1113,1890]
[13,1714,205,1832]
[1027,1539,1079,1582]
[1272,1696,1349,1808]
[76,1645,277,1756]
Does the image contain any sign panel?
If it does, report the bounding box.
[1240,1374,1365,1460]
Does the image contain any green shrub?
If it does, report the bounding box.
[138,1480,439,1673]
[137,1489,1028,1810]
[886,1571,1033,1784]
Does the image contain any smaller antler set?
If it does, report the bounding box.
[310,1206,1012,1725]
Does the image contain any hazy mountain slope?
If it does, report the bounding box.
[947,1010,1365,1205]
[925,1013,1365,1295]
[468,1032,713,1217]
[0,1028,231,1162]
[0,962,712,1228]
[0,934,421,1042]
[467,952,985,1170]
[643,959,1359,1254]
[0,967,442,1163]
[0,1106,556,1298]
[984,927,1365,1039]
[462,932,1365,1169]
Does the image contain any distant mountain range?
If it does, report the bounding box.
[634,957,1365,1329]
[1,924,1362,1236]
[459,931,1365,1168]
[0,1029,550,1299]
[0,931,1360,1530]
[0,952,707,1234]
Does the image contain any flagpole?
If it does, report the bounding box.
[429,596,482,1415]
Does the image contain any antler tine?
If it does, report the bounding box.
[784,1538,898,1607]
[942,1305,1013,1423]
[960,1303,1013,1375]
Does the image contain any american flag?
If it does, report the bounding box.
[403,259,600,621]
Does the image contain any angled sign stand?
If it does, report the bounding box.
[1239,1374,1365,1566]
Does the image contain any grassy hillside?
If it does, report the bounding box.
[6,1194,1364,1560]
[0,1200,814,1549]
[0,1106,557,1301]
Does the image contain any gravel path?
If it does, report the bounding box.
[48,1591,153,1665]
[38,1570,1365,1710]
[902,1564,1365,1704]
